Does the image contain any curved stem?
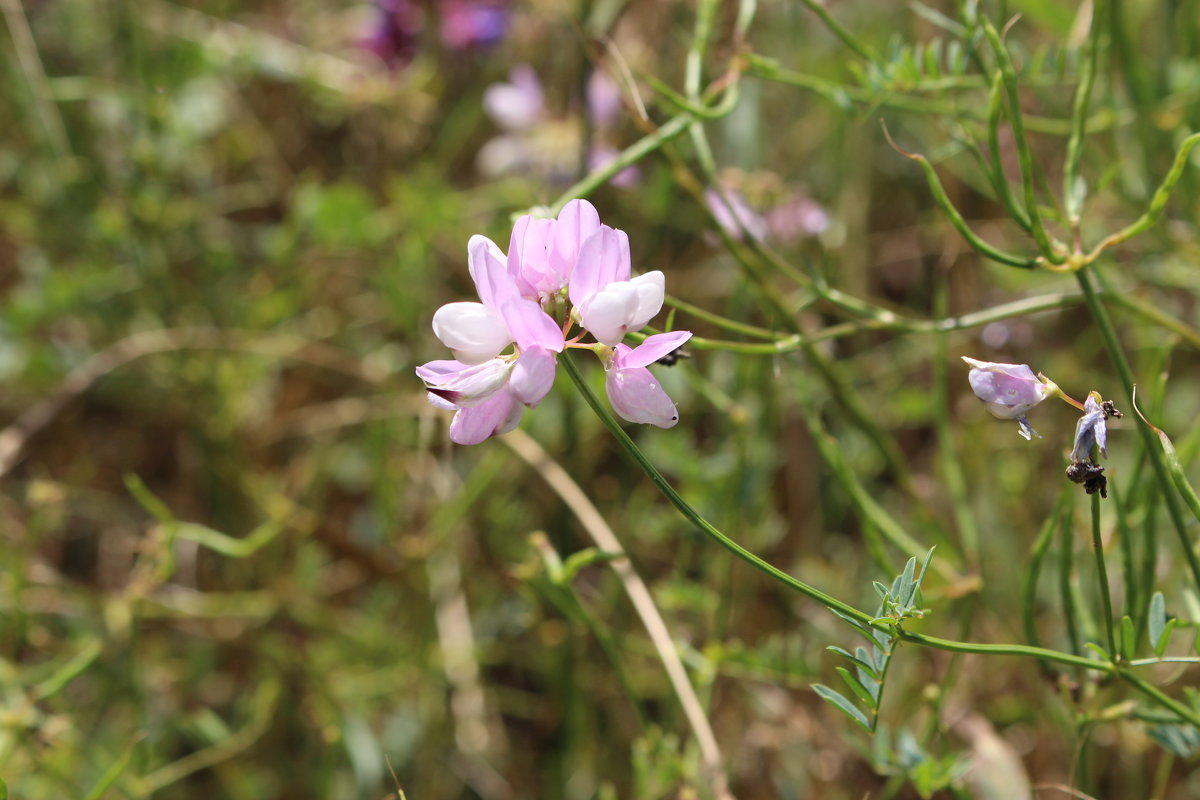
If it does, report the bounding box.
[560,352,874,625]
[1091,494,1116,658]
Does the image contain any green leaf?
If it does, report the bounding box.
[812,684,872,732]
[836,666,878,708]
[1084,642,1110,661]
[826,646,878,679]
[1156,620,1178,659]
[1150,592,1168,651]
[1150,592,1167,644]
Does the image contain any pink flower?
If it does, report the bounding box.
[507,199,601,304]
[606,332,692,427]
[962,357,1056,440]
[421,199,693,443]
[568,225,665,346]
[418,234,565,444]
[483,64,545,132]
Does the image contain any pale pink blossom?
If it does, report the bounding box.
[605,332,692,427]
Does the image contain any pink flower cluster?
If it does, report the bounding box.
[417,200,691,445]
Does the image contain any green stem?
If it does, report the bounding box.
[563,352,1128,676]
[560,351,873,625]
[1091,493,1117,658]
[981,18,1065,263]
[1060,493,1082,657]
[1022,488,1069,651]
[548,114,694,214]
[1063,0,1103,227]
[1074,266,1200,593]
[796,0,880,64]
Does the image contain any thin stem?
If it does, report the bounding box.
[562,352,1129,675]
[559,351,875,625]
[1060,494,1082,657]
[796,0,880,64]
[1063,0,1103,228]
[548,113,694,215]
[1091,493,1116,658]
[981,17,1066,263]
[502,430,731,798]
[1074,267,1200,592]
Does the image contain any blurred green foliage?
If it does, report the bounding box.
[2,0,1200,798]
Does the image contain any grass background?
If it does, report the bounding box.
[2,0,1200,797]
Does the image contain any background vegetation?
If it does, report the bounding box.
[2,0,1200,797]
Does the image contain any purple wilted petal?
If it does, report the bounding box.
[510,346,557,406]
[1071,395,1108,461]
[449,388,523,445]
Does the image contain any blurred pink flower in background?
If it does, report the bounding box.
[478,65,640,188]
[360,0,511,69]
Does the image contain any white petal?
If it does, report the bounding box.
[580,282,639,346]
[432,302,512,365]
[627,271,665,330]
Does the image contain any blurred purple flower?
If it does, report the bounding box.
[360,0,422,69]
[705,187,768,242]
[483,64,545,131]
[766,192,830,242]
[440,0,511,51]
[360,0,510,69]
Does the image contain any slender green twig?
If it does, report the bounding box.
[980,17,1066,263]
[1060,495,1082,657]
[562,353,1136,676]
[1084,132,1200,258]
[882,123,1041,269]
[796,0,880,64]
[1022,489,1069,651]
[1074,267,1200,593]
[1091,494,1117,658]
[548,113,694,214]
[1063,0,1103,229]
[985,71,1032,231]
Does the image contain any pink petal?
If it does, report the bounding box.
[416,357,512,406]
[507,216,557,298]
[568,225,628,306]
[617,331,692,369]
[552,199,601,281]
[510,346,557,406]
[500,297,564,352]
[605,365,680,428]
[467,235,519,310]
[449,389,523,445]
